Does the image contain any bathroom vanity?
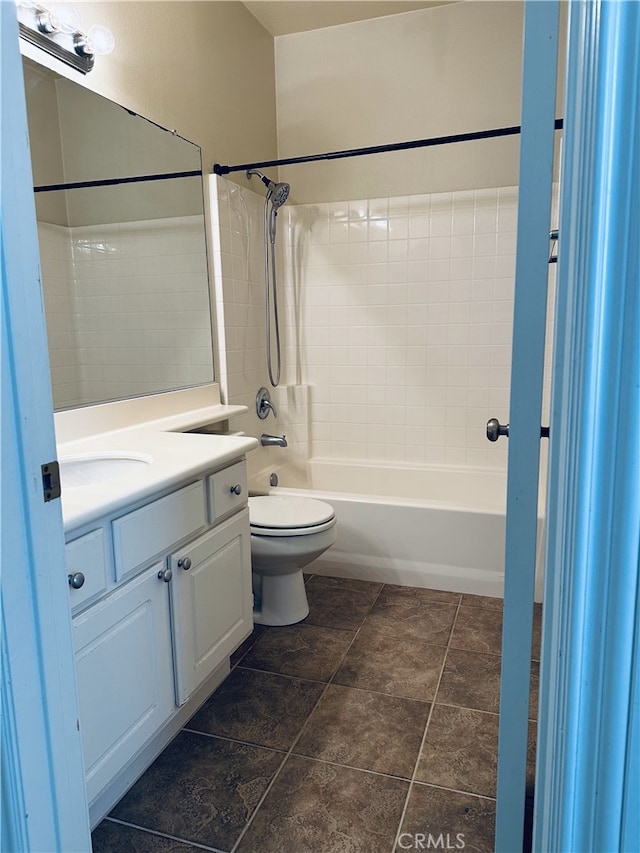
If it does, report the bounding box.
[57,391,258,827]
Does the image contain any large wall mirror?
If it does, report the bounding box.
[23,58,215,411]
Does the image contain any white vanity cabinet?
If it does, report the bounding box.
[64,456,252,824]
[73,562,175,804]
[170,508,252,705]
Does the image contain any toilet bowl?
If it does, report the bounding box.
[249,495,337,626]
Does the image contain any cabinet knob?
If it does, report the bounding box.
[230,484,242,496]
[68,572,85,589]
[158,567,172,583]
[177,557,192,571]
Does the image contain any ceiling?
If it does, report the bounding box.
[241,1,458,37]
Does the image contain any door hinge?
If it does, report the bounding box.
[41,461,61,502]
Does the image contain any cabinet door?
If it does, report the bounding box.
[170,509,252,705]
[73,564,174,804]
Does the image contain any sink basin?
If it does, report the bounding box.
[59,453,152,488]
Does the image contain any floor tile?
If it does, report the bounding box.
[308,573,384,595]
[396,783,496,853]
[294,683,430,778]
[461,597,543,661]
[461,593,503,610]
[333,627,446,701]
[241,622,355,681]
[450,605,503,655]
[383,584,462,605]
[236,755,409,853]
[186,667,324,751]
[304,582,379,631]
[437,648,502,713]
[415,705,499,798]
[364,591,457,645]
[109,731,282,851]
[92,821,200,853]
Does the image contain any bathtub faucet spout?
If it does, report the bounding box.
[261,433,288,448]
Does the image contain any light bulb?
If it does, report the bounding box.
[85,24,115,56]
[74,24,115,57]
[48,2,81,34]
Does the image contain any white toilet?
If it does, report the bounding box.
[248,495,337,626]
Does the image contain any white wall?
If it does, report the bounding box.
[275,2,565,203]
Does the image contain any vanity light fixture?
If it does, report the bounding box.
[16,1,115,74]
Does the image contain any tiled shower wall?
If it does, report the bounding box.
[279,188,556,470]
[212,178,555,475]
[38,216,213,409]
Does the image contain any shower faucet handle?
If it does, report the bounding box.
[257,387,278,419]
[486,418,510,441]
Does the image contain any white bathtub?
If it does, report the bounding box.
[251,459,546,599]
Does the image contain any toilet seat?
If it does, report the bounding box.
[249,496,336,537]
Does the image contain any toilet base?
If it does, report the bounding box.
[253,569,309,626]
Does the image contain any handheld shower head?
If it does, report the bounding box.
[270,181,290,209]
[246,169,290,208]
[246,169,289,388]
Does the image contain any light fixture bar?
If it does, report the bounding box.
[19,20,94,73]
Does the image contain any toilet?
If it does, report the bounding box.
[248,495,337,626]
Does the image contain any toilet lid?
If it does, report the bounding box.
[249,496,335,530]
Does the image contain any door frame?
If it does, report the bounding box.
[534,2,640,849]
[1,5,91,849]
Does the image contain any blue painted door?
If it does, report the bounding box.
[494,3,560,849]
[1,4,91,849]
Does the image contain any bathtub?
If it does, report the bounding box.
[250,459,545,600]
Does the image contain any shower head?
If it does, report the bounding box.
[246,169,290,208]
[270,181,290,209]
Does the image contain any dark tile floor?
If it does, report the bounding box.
[92,575,541,853]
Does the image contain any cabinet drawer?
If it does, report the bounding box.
[112,481,205,581]
[65,529,108,612]
[207,460,247,523]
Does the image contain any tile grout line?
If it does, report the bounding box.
[229,579,386,853]
[391,593,464,853]
[232,662,439,703]
[101,816,226,852]
[404,780,497,803]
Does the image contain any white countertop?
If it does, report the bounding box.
[59,430,258,534]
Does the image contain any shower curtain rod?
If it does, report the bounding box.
[212,119,564,176]
[33,170,202,194]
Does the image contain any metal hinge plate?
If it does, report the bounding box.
[42,461,61,502]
